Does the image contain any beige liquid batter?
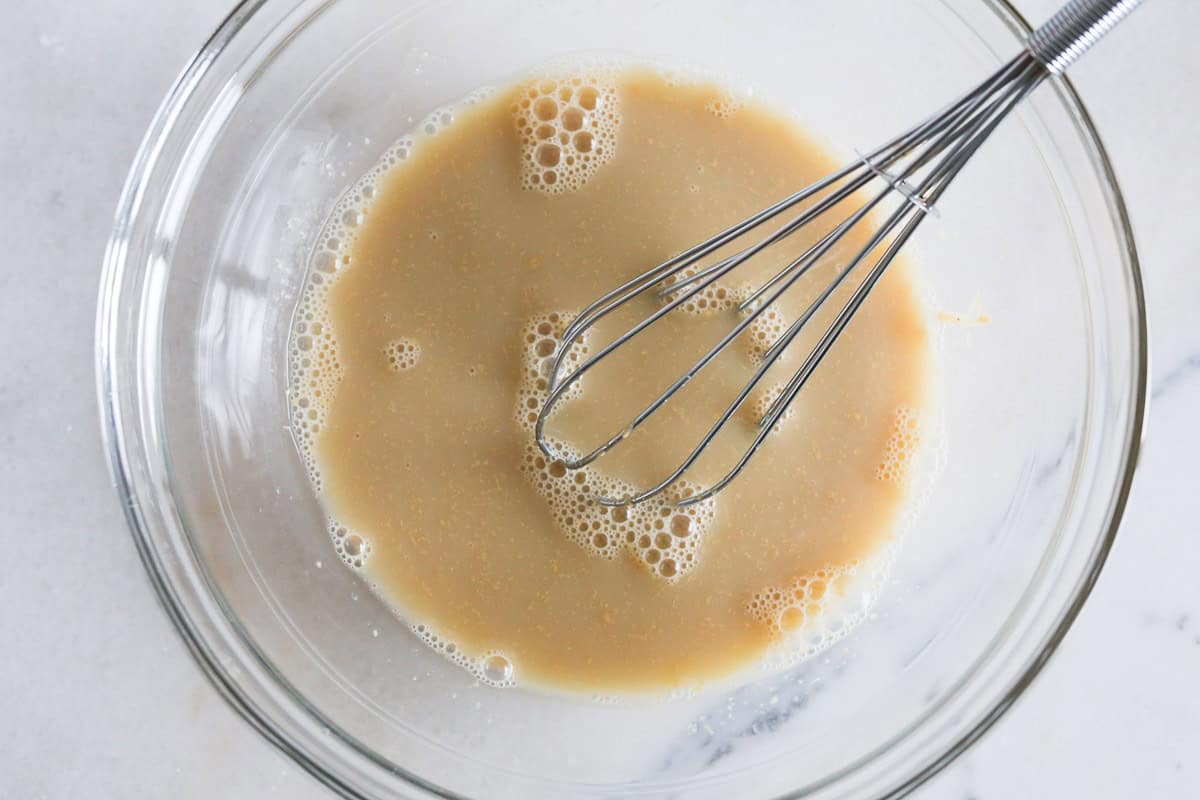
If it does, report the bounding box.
[291,68,930,693]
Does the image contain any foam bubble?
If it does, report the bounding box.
[327,518,373,570]
[511,70,621,194]
[660,265,743,318]
[656,65,747,119]
[743,304,787,364]
[876,406,923,484]
[480,652,515,685]
[287,285,344,493]
[384,337,422,371]
[749,566,844,630]
[514,312,589,430]
[704,89,745,119]
[745,553,885,671]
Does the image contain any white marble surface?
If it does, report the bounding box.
[2,0,1196,797]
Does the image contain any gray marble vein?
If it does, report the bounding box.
[1151,351,1200,401]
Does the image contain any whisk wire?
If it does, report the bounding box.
[535,0,1140,506]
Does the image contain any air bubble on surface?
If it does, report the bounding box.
[384,337,422,371]
[662,267,742,318]
[327,518,373,570]
[512,68,621,194]
[658,65,748,119]
[743,304,788,364]
[876,406,923,484]
[704,89,745,119]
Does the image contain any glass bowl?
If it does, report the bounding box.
[96,0,1146,797]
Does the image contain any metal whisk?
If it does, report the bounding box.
[536,0,1143,507]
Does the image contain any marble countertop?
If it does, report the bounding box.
[2,0,1196,797]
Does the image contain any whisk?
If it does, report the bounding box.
[536,0,1143,507]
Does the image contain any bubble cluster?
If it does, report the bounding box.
[748,566,848,632]
[328,519,372,570]
[288,266,344,492]
[512,72,621,194]
[657,67,745,120]
[876,406,924,483]
[514,312,717,580]
[656,262,747,318]
[743,304,788,365]
[624,483,713,579]
[514,312,590,431]
[517,439,713,579]
[411,88,493,141]
[704,89,744,120]
[384,337,421,371]
[520,440,623,558]
[746,557,889,671]
[411,623,516,688]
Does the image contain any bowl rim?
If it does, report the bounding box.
[95,0,1148,797]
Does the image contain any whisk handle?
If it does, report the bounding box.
[1027,0,1144,74]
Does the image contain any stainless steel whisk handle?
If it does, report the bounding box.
[1028,0,1144,74]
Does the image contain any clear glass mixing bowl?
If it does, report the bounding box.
[96,0,1146,797]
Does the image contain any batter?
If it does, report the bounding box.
[288,67,930,693]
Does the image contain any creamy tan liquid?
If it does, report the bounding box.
[292,68,930,693]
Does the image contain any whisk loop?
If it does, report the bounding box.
[535,0,1142,508]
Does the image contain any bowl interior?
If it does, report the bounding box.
[110,0,1143,797]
